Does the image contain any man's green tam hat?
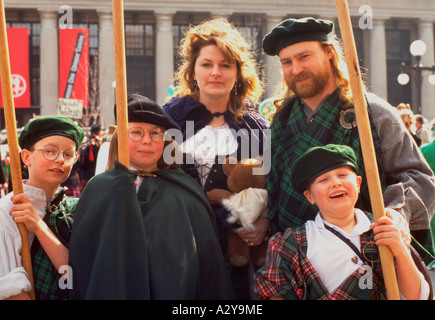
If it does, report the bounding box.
[291,144,358,192]
[263,17,334,56]
[19,115,85,150]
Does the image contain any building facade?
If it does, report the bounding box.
[3,0,435,127]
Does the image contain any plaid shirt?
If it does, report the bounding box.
[31,189,78,300]
[266,89,384,233]
[254,222,386,300]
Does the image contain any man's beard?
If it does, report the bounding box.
[287,68,330,99]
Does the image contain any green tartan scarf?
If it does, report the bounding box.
[31,188,78,300]
[267,89,385,233]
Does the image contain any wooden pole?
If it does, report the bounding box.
[0,0,35,299]
[335,0,400,300]
[112,0,129,167]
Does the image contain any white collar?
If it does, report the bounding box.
[314,208,372,238]
[22,183,47,210]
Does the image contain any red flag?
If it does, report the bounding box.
[59,28,89,108]
[0,27,31,108]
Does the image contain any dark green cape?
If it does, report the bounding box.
[69,161,234,300]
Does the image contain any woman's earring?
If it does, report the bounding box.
[193,80,198,94]
[233,81,238,96]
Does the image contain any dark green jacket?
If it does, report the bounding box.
[69,161,234,300]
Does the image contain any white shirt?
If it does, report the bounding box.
[181,124,238,186]
[306,209,429,299]
[94,140,110,175]
[0,184,46,299]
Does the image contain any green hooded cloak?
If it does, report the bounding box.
[69,161,234,300]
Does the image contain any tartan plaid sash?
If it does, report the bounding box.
[267,89,385,233]
[290,225,385,300]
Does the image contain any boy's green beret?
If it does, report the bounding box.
[263,17,334,56]
[19,115,85,150]
[291,144,357,192]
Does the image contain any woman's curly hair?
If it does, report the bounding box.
[173,18,263,120]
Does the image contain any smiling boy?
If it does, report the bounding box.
[254,144,430,300]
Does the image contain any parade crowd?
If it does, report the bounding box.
[0,16,434,300]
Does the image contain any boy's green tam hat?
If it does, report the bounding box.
[291,144,357,192]
[263,17,333,56]
[19,115,85,149]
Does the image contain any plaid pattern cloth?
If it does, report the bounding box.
[267,89,385,233]
[31,189,78,300]
[254,222,386,300]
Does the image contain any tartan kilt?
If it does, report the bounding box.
[31,194,78,299]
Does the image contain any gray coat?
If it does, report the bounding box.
[367,93,435,230]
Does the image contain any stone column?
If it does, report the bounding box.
[98,10,116,127]
[264,14,285,98]
[418,20,435,120]
[154,11,175,106]
[39,10,58,115]
[369,19,388,100]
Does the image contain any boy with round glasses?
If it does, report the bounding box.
[0,115,84,300]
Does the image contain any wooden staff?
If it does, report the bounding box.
[335,0,400,300]
[0,0,35,299]
[112,0,129,167]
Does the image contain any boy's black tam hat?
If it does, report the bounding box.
[263,17,334,56]
[291,144,357,192]
[114,93,180,131]
[19,115,85,150]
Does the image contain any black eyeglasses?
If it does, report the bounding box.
[128,127,166,142]
[32,145,79,165]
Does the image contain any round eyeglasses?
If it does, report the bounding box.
[32,145,79,166]
[128,127,166,142]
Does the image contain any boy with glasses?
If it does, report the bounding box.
[69,94,234,299]
[0,115,84,300]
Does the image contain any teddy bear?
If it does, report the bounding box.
[207,157,269,268]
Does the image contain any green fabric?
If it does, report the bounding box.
[19,115,84,149]
[419,141,435,265]
[267,89,385,233]
[291,144,357,192]
[69,161,234,300]
[31,188,77,300]
[420,141,435,173]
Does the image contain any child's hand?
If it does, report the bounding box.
[10,193,43,233]
[385,208,411,248]
[373,211,409,258]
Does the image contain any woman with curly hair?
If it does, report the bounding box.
[163,17,269,299]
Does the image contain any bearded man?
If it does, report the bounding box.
[263,17,435,260]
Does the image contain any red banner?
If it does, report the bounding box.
[59,28,89,108]
[0,27,31,108]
